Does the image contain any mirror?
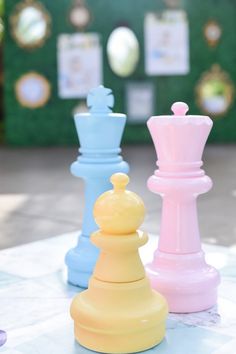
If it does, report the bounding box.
[196,65,234,117]
[0,0,4,43]
[15,72,51,108]
[0,18,3,43]
[69,0,91,30]
[204,20,222,47]
[10,0,51,49]
[107,27,139,77]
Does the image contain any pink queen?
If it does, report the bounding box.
[146,102,220,313]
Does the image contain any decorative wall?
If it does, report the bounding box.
[3,0,236,145]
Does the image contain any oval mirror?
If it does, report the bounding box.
[0,0,4,43]
[0,18,3,43]
[10,0,51,49]
[107,27,139,77]
[196,65,234,117]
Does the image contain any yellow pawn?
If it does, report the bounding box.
[70,173,168,353]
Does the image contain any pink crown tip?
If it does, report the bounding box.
[171,102,189,116]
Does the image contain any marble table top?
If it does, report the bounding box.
[0,232,236,354]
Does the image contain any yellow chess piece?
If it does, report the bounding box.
[70,173,168,353]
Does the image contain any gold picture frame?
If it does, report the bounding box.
[196,64,234,117]
[10,0,51,50]
[69,0,91,30]
[204,20,222,48]
[15,72,51,108]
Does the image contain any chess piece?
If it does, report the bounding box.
[65,86,129,288]
[145,102,220,313]
[0,330,7,347]
[71,173,168,353]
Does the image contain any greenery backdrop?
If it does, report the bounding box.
[3,0,236,145]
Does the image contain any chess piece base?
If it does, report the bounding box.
[75,323,165,354]
[65,234,99,288]
[146,250,220,313]
[71,277,168,353]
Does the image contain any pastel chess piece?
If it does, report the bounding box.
[145,102,220,313]
[65,86,129,288]
[0,330,7,347]
[70,173,168,353]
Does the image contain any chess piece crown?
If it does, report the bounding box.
[148,101,213,177]
[70,173,168,353]
[74,85,126,156]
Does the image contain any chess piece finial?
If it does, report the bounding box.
[146,102,220,313]
[110,172,129,190]
[65,87,129,288]
[171,101,189,116]
[71,173,168,353]
[87,85,114,113]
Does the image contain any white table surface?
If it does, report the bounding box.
[0,232,236,354]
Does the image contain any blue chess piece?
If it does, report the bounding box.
[65,86,129,288]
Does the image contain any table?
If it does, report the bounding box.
[0,232,236,354]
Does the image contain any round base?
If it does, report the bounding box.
[148,279,218,313]
[67,267,90,289]
[146,250,220,313]
[71,277,168,353]
[65,235,99,288]
[74,322,165,353]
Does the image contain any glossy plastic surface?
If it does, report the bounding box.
[146,102,220,313]
[71,173,168,353]
[65,86,129,288]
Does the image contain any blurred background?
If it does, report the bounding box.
[0,0,236,249]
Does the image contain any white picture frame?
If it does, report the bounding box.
[126,82,155,123]
[57,33,103,99]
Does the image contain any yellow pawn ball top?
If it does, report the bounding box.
[110,172,129,191]
[94,173,145,235]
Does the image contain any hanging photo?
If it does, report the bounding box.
[126,82,154,123]
[15,72,51,108]
[57,33,103,99]
[144,11,189,75]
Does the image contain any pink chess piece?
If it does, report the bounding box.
[146,102,220,313]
